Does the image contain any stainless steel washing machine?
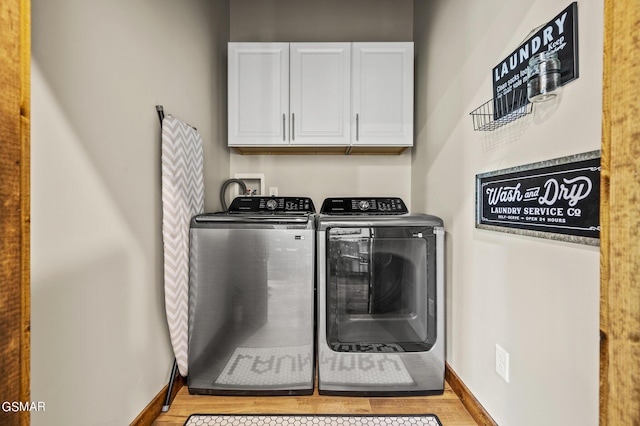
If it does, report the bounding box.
[187,196,315,395]
[317,197,445,396]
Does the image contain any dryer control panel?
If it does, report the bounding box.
[229,196,315,214]
[320,197,408,215]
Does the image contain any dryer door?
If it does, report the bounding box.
[326,226,438,353]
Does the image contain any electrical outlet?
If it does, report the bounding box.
[495,344,510,383]
[269,187,278,196]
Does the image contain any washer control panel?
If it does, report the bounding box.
[228,196,315,214]
[320,197,408,215]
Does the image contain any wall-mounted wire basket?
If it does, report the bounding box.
[470,91,532,131]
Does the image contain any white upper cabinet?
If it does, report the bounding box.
[228,42,414,151]
[352,42,414,146]
[290,43,351,146]
[228,43,289,146]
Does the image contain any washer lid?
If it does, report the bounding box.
[320,197,408,215]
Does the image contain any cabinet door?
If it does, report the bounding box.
[352,43,414,146]
[290,43,351,146]
[228,43,289,146]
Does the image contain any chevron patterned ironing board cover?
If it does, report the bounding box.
[161,115,204,376]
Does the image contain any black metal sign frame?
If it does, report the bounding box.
[475,151,600,246]
[492,2,579,120]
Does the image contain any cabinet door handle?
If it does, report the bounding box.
[292,113,295,141]
[356,113,359,141]
[283,114,286,141]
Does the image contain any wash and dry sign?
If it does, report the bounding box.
[476,151,600,245]
[492,2,579,119]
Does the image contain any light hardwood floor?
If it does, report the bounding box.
[153,381,478,426]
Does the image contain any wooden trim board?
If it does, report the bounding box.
[445,363,497,426]
[130,375,185,426]
[600,0,640,424]
[0,1,30,425]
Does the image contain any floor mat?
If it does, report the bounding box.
[214,346,313,387]
[330,342,405,353]
[319,351,414,386]
[184,414,442,426]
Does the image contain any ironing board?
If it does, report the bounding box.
[160,110,204,378]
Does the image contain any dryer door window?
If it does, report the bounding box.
[326,226,437,353]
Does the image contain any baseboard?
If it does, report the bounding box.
[445,362,498,426]
[130,374,184,426]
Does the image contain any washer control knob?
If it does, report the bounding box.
[358,200,370,211]
[266,199,278,211]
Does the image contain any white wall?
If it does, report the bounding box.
[413,1,602,425]
[229,0,414,208]
[30,1,230,424]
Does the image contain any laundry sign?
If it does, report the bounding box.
[476,151,600,245]
[492,2,579,119]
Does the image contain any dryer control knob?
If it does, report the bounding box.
[358,200,370,211]
[266,199,278,211]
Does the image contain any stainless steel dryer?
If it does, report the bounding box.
[188,196,315,395]
[316,197,445,396]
